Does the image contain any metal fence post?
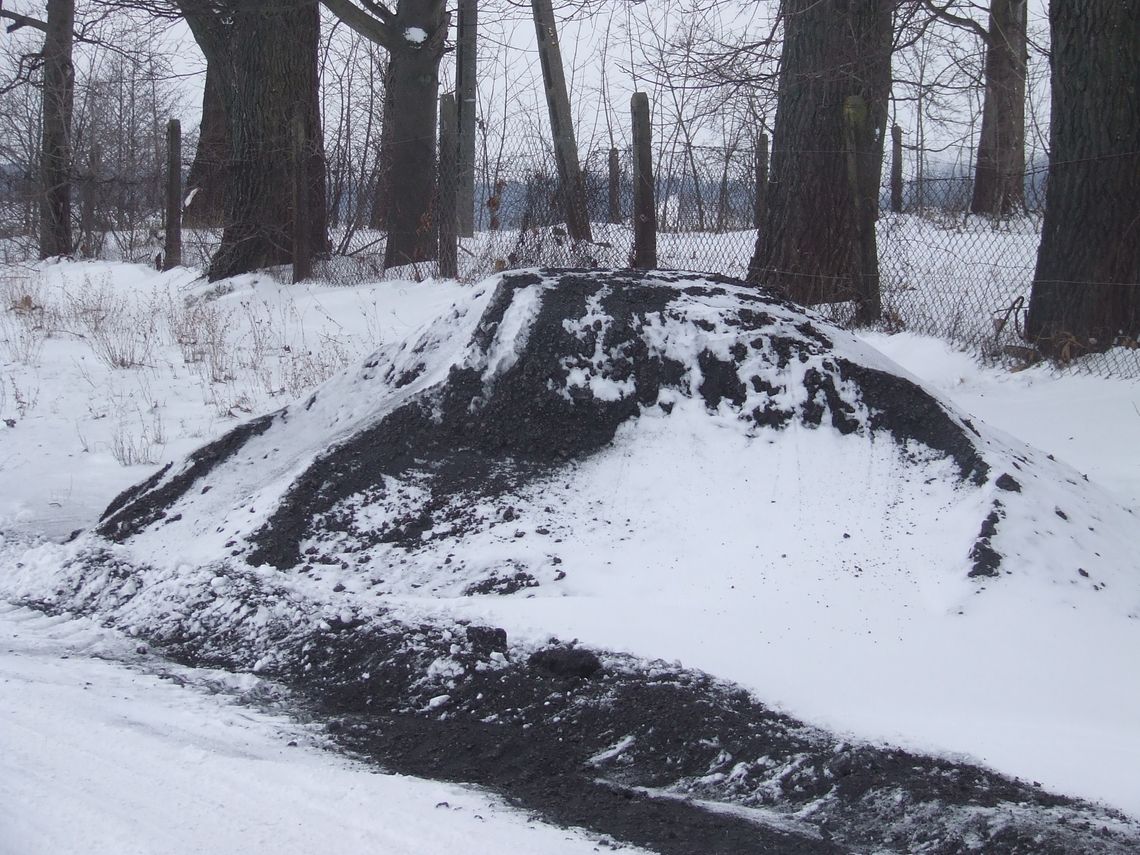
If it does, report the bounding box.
[438,93,459,280]
[753,132,768,231]
[163,120,181,271]
[891,124,904,214]
[292,106,311,283]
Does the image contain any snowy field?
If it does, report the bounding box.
[2,259,1139,851]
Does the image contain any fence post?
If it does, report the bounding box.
[438,93,459,280]
[843,95,881,324]
[456,0,476,237]
[608,146,620,224]
[163,120,181,271]
[80,140,100,259]
[631,92,656,269]
[753,132,768,231]
[890,124,903,214]
[292,106,311,284]
[531,0,592,242]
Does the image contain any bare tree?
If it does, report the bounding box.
[176,0,329,281]
[70,40,184,258]
[970,0,1026,215]
[918,1,1027,216]
[2,0,76,257]
[182,58,224,227]
[748,0,893,323]
[322,0,448,268]
[319,17,385,253]
[1025,0,1140,357]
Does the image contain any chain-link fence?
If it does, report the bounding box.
[3,119,1136,378]
[400,132,1138,378]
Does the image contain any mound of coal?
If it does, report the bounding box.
[97,269,999,568]
[17,268,1140,853]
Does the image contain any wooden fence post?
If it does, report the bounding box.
[608,146,620,224]
[292,107,311,284]
[631,92,656,269]
[438,93,459,280]
[753,132,768,231]
[891,124,903,214]
[80,141,100,259]
[531,0,592,242]
[456,0,476,237]
[163,120,181,271]
[843,95,881,324]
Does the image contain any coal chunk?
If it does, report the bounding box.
[529,646,602,679]
[465,625,508,655]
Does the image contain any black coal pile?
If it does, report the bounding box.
[24,269,1138,854]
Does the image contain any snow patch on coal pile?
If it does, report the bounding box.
[5,268,1140,819]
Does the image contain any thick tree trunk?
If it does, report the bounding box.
[381,3,447,268]
[39,0,75,259]
[183,62,227,228]
[1025,0,1140,356]
[179,0,329,281]
[747,0,892,322]
[970,0,1027,217]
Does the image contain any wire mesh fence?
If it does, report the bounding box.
[411,134,1139,378]
[2,121,1136,378]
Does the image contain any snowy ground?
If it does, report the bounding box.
[0,603,641,855]
[2,261,1139,850]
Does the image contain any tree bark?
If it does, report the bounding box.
[1025,0,1140,356]
[321,0,448,268]
[178,0,329,281]
[182,61,227,228]
[970,0,1028,217]
[39,0,75,259]
[382,12,446,268]
[747,0,892,321]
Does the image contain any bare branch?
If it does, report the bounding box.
[357,0,396,28]
[920,0,988,42]
[320,0,398,51]
[0,5,49,34]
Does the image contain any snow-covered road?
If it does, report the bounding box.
[0,603,637,855]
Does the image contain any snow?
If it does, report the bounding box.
[3,259,1140,837]
[404,27,428,44]
[394,399,1140,816]
[864,331,1140,509]
[0,261,467,538]
[0,602,644,855]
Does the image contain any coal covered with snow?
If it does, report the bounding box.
[98,268,1002,574]
[10,268,1140,852]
